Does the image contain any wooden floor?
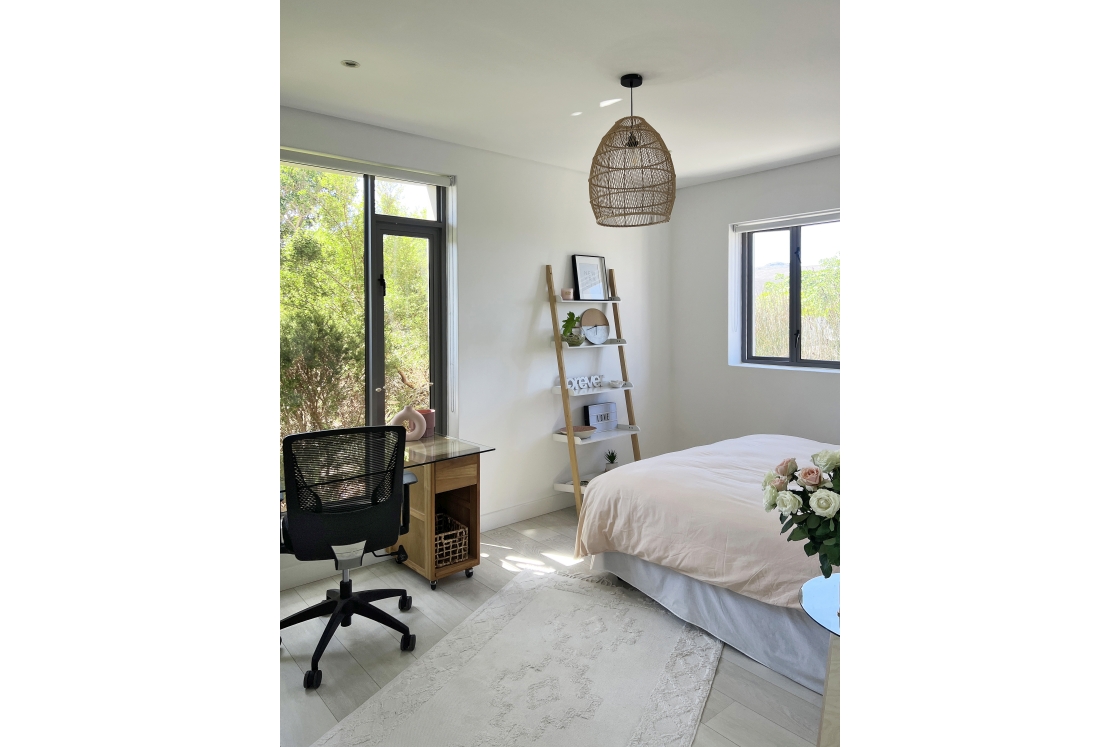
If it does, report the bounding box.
[280,506,822,747]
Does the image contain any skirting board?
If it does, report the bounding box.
[480,492,575,532]
[280,492,575,590]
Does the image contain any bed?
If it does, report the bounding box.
[574,433,838,693]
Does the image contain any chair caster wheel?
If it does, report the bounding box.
[395,547,408,564]
[465,568,473,578]
[303,669,322,689]
[398,595,412,611]
[401,633,416,652]
[430,580,438,590]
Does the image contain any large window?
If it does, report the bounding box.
[280,164,446,451]
[743,220,839,368]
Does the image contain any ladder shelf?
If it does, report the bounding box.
[545,264,642,514]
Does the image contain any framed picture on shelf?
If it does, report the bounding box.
[572,254,609,300]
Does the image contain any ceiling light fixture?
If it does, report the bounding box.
[588,73,676,228]
[599,98,621,107]
[571,112,582,116]
[341,60,360,68]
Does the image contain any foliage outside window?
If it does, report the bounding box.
[744,221,839,368]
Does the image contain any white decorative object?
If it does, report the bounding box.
[565,376,577,390]
[389,405,428,442]
[609,380,624,388]
[590,374,603,388]
[576,376,590,389]
[580,308,610,345]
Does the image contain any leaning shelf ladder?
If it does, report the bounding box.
[545,264,642,514]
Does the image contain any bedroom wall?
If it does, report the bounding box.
[668,156,840,451]
[280,107,671,588]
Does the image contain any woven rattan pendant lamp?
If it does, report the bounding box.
[589,73,676,227]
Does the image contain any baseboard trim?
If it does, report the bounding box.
[280,553,393,591]
[280,493,575,590]
[480,492,575,532]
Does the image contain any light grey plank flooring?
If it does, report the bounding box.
[280,507,821,747]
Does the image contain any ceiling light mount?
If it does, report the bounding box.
[620,73,642,89]
[341,60,360,68]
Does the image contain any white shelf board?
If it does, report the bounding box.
[553,296,620,304]
[554,473,603,493]
[552,424,641,445]
[552,383,633,396]
[550,338,627,349]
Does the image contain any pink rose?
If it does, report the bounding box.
[775,458,798,477]
[770,475,789,491]
[798,465,822,490]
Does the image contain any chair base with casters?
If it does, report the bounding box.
[280,566,415,689]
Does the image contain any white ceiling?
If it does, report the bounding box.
[280,0,838,188]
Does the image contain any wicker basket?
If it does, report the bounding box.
[434,513,469,568]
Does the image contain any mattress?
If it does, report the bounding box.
[575,433,839,608]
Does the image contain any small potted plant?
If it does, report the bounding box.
[604,450,619,472]
[561,311,584,347]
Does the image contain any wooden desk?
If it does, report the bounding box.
[390,436,494,590]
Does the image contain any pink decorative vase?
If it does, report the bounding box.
[416,408,436,438]
[389,405,427,442]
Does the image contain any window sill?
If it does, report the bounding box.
[730,361,840,373]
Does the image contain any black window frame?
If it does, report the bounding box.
[742,222,839,369]
[364,175,448,433]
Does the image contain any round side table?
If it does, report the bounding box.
[800,573,839,747]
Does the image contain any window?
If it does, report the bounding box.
[743,219,839,368]
[280,164,446,448]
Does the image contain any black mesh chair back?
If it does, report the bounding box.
[282,426,406,563]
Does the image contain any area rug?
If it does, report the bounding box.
[312,569,723,747]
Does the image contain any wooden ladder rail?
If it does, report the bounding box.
[608,268,641,461]
[545,265,585,513]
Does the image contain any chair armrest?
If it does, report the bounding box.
[401,470,416,536]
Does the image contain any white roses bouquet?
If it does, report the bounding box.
[762,449,840,578]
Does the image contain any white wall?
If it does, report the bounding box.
[280,107,671,588]
[668,156,840,451]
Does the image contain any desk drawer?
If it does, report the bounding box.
[435,455,478,493]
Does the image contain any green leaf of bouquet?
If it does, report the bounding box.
[822,538,837,545]
[821,562,832,578]
[781,516,797,532]
[804,543,818,557]
[825,544,840,564]
[793,512,812,524]
[806,515,820,528]
[828,519,835,532]
[788,526,809,542]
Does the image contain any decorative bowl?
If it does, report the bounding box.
[557,425,597,436]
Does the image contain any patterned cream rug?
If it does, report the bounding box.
[312,569,723,747]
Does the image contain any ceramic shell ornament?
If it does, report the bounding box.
[390,405,428,442]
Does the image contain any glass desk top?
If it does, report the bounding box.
[279,435,493,510]
[402,435,494,468]
[800,573,840,636]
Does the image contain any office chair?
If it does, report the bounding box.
[280,425,418,689]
